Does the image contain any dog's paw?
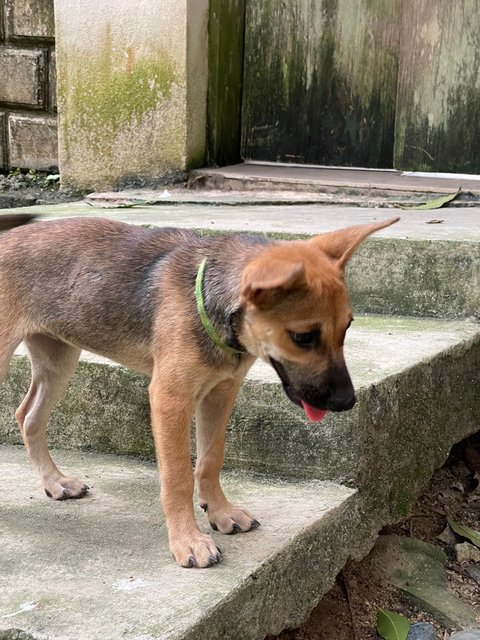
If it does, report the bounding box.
[201,501,260,535]
[44,476,89,500]
[170,532,222,568]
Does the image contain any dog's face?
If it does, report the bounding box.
[240,218,399,421]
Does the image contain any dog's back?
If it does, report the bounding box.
[0,217,200,371]
[0,213,36,232]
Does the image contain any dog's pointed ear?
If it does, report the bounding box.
[241,258,305,309]
[311,217,400,270]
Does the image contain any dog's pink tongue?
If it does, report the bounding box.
[301,401,328,422]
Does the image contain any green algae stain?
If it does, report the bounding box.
[71,56,176,136]
[58,22,178,154]
[388,463,428,518]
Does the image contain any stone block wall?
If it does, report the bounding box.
[0,0,58,171]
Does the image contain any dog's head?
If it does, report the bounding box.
[239,218,399,421]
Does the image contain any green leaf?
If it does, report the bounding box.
[447,516,480,548]
[400,187,461,210]
[44,174,60,183]
[377,609,410,640]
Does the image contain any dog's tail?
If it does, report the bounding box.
[0,213,37,232]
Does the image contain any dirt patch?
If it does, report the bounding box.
[270,433,480,640]
[0,169,81,208]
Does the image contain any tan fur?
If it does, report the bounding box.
[0,214,398,568]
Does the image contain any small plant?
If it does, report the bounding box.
[43,174,61,189]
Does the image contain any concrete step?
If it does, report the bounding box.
[1,316,479,565]
[1,199,479,319]
[189,162,480,201]
[1,199,479,639]
[0,445,358,640]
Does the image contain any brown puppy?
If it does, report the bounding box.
[0,213,36,232]
[0,214,398,567]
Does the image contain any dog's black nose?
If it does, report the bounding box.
[324,365,356,412]
[326,391,356,412]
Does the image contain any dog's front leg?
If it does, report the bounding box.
[195,377,260,535]
[149,374,221,568]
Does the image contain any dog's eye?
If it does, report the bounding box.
[289,330,319,349]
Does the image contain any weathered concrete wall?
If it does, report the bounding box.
[54,0,208,191]
[0,0,58,170]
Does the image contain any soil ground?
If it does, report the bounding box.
[271,433,480,640]
[0,169,80,207]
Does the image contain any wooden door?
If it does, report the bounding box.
[241,0,401,167]
[208,0,480,172]
[394,0,480,173]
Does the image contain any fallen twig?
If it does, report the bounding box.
[339,570,360,640]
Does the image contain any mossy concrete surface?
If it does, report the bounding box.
[0,445,357,640]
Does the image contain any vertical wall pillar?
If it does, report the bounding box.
[54,0,208,191]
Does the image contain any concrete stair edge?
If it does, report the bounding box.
[1,202,480,319]
[0,445,359,640]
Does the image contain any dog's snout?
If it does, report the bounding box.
[271,357,357,413]
[324,365,356,412]
[326,388,356,411]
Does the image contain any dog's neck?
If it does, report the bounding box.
[195,258,247,356]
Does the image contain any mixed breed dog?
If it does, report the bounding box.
[0,212,398,567]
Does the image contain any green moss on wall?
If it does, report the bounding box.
[56,22,179,167]
[70,57,176,136]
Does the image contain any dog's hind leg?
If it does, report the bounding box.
[195,376,260,535]
[16,334,87,500]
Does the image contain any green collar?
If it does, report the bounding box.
[195,258,245,355]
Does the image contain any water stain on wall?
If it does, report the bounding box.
[394,0,480,172]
